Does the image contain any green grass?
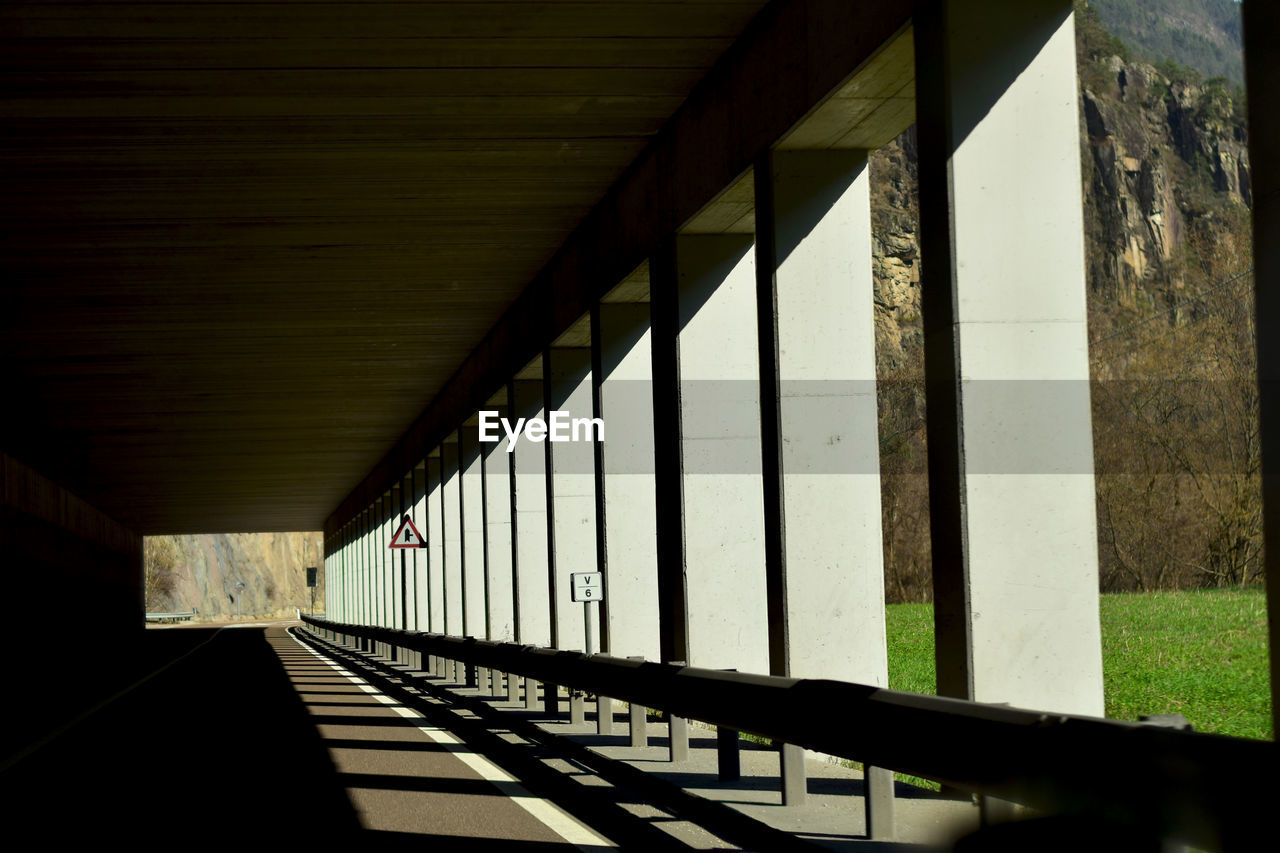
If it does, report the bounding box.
[885,588,1272,741]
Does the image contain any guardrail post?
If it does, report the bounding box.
[490,668,503,698]
[865,765,895,840]
[476,665,488,691]
[781,743,806,806]
[569,690,585,725]
[508,672,520,703]
[453,659,464,683]
[668,714,688,762]
[629,702,647,748]
[436,655,447,678]
[525,677,538,710]
[597,696,614,735]
[717,727,741,781]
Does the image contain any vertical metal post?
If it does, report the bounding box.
[628,657,647,747]
[525,677,539,710]
[717,727,741,781]
[491,668,503,698]
[865,765,896,840]
[508,672,521,703]
[569,690,585,725]
[597,696,614,735]
[781,743,806,806]
[667,713,688,763]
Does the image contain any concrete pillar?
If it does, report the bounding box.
[676,233,769,674]
[390,481,404,632]
[426,453,446,633]
[442,437,464,636]
[512,376,553,646]
[378,492,391,630]
[461,426,489,639]
[915,0,1104,715]
[547,346,596,651]
[1243,1,1280,735]
[482,400,517,641]
[758,149,889,686]
[411,462,427,632]
[597,300,662,661]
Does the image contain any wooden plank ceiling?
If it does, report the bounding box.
[0,0,769,534]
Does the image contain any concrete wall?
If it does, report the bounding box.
[2,451,142,641]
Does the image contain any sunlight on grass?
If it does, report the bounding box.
[885,588,1271,741]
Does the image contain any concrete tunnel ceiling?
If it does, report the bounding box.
[0,1,773,534]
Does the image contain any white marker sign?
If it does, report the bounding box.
[570,572,603,602]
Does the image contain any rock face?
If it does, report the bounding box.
[1079,58,1249,315]
[153,531,324,620]
[866,16,1251,371]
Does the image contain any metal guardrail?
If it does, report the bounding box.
[145,610,197,623]
[302,616,1273,850]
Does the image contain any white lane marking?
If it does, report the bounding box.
[291,630,615,850]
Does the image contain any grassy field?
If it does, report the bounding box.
[885,587,1271,741]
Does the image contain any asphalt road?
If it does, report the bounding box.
[0,624,610,847]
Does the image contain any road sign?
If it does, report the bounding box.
[306,567,318,588]
[389,515,425,549]
[570,571,603,602]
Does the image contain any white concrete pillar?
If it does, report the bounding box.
[597,301,661,661]
[512,377,553,646]
[426,454,446,632]
[411,462,427,632]
[460,425,489,639]
[482,401,517,642]
[381,491,394,629]
[916,0,1103,715]
[390,482,403,630]
[373,496,384,627]
[441,437,464,636]
[363,507,373,627]
[547,346,596,651]
[764,150,888,685]
[677,233,769,674]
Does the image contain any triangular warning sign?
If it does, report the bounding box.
[389,514,424,549]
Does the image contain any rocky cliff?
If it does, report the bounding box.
[148,531,324,620]
[867,3,1251,372]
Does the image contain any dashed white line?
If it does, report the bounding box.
[290,629,616,850]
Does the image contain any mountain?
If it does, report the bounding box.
[146,531,324,620]
[870,1,1257,601]
[1087,0,1244,83]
